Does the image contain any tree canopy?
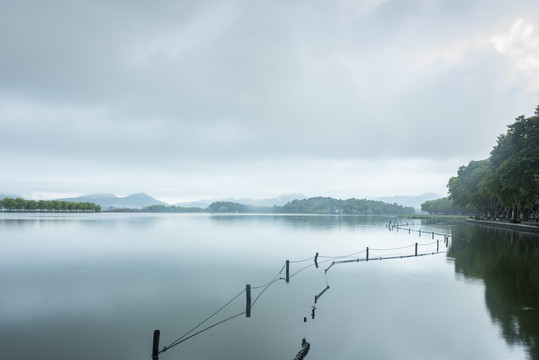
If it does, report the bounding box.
[447,106,539,220]
[278,197,414,215]
[0,198,101,212]
[144,197,415,215]
[420,197,469,215]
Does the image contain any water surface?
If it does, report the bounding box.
[0,213,537,359]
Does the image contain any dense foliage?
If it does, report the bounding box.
[207,201,250,213]
[279,197,414,214]
[447,106,539,220]
[146,202,276,213]
[144,197,415,214]
[421,197,469,215]
[0,197,101,212]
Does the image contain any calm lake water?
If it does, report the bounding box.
[0,213,537,360]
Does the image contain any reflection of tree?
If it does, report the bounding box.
[210,214,395,229]
[450,224,539,359]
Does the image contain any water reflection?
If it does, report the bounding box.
[0,214,534,360]
[450,223,539,359]
[209,214,397,230]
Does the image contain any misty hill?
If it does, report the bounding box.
[0,193,20,199]
[151,196,415,215]
[58,193,167,209]
[277,197,415,215]
[175,193,307,208]
[370,192,443,209]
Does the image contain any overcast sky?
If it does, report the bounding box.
[1,0,538,204]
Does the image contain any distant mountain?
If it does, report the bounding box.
[0,193,20,199]
[175,193,307,208]
[370,192,443,209]
[57,193,167,209]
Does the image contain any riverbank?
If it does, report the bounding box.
[465,218,539,234]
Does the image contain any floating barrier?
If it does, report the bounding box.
[151,221,469,359]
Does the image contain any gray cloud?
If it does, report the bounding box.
[1,0,538,201]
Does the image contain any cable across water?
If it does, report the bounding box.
[154,221,470,358]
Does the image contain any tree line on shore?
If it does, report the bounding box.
[0,198,101,212]
[422,106,538,221]
[145,196,415,215]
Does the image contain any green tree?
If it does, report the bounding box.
[37,200,47,210]
[26,200,38,211]
[279,197,414,215]
[2,198,16,210]
[447,160,498,217]
[485,109,539,219]
[421,197,470,215]
[208,202,247,213]
[14,198,27,210]
[447,105,539,220]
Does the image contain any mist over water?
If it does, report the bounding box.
[0,213,536,360]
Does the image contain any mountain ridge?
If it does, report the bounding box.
[2,192,444,211]
[175,193,307,208]
[369,192,443,209]
[57,193,167,209]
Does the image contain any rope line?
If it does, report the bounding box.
[160,312,245,353]
[156,221,470,357]
[251,264,286,289]
[370,244,415,251]
[160,288,245,352]
[391,223,453,238]
[252,277,284,308]
[289,256,315,264]
[289,263,315,279]
[318,249,366,259]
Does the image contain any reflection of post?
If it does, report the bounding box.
[152,330,160,360]
[314,285,330,304]
[246,284,251,318]
[293,339,311,360]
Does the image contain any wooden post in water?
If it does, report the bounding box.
[409,228,411,234]
[437,239,439,252]
[286,260,290,283]
[366,247,369,261]
[314,253,319,268]
[246,284,251,318]
[432,231,434,239]
[152,330,160,360]
[415,242,418,256]
[419,229,421,237]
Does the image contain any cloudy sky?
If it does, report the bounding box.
[1,0,538,204]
